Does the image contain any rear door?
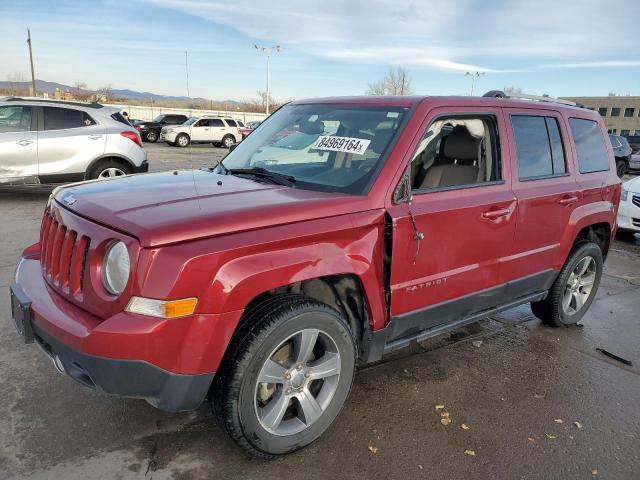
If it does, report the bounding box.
[209,118,226,141]
[501,108,580,288]
[387,106,517,338]
[37,106,107,181]
[0,105,38,183]
[225,118,240,141]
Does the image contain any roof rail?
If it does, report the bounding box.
[482,90,577,107]
[3,97,104,109]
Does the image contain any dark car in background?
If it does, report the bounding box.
[609,134,632,177]
[136,114,188,143]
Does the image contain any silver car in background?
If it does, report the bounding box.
[0,97,147,189]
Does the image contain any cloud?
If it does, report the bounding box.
[541,60,640,69]
[143,0,640,73]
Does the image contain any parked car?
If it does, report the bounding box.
[0,97,147,189]
[137,114,188,143]
[239,120,262,139]
[160,116,241,148]
[10,93,620,458]
[629,153,640,173]
[609,134,633,177]
[626,135,640,153]
[617,176,640,233]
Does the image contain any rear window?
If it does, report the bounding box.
[225,119,238,127]
[511,115,566,179]
[43,107,96,130]
[111,112,131,126]
[569,118,610,173]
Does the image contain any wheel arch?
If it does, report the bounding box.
[85,154,136,179]
[560,203,614,264]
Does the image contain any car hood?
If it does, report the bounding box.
[54,170,373,247]
[623,175,640,192]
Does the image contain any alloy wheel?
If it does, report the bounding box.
[254,328,341,436]
[98,167,126,179]
[562,255,597,315]
[224,137,234,148]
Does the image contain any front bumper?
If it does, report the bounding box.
[11,256,242,412]
[161,130,178,143]
[617,195,640,232]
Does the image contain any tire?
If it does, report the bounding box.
[145,130,159,143]
[175,133,190,148]
[88,159,133,180]
[616,160,627,178]
[212,294,356,458]
[530,242,603,327]
[222,135,235,149]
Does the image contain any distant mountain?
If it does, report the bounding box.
[0,79,220,103]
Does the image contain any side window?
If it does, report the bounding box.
[195,119,210,127]
[410,115,501,191]
[569,118,610,173]
[210,119,224,127]
[43,107,86,130]
[0,106,33,133]
[225,119,238,127]
[511,115,566,179]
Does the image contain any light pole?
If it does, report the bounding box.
[255,44,281,114]
[465,71,485,96]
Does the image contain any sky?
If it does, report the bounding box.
[1,0,639,102]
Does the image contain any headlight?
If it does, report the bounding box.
[621,188,629,202]
[103,241,130,295]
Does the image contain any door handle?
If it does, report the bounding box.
[16,140,33,146]
[558,195,578,206]
[482,208,510,220]
[88,135,103,140]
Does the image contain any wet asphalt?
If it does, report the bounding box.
[0,143,639,479]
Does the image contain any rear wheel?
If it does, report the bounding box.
[88,160,132,180]
[145,130,159,143]
[616,159,627,178]
[176,133,190,148]
[222,135,235,149]
[213,295,356,458]
[530,242,603,327]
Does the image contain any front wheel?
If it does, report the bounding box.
[531,242,603,327]
[616,160,627,178]
[175,133,190,148]
[145,130,159,143]
[213,295,356,458]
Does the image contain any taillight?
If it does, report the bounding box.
[120,130,142,148]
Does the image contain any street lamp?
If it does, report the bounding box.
[465,71,485,96]
[255,44,281,114]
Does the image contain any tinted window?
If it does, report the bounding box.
[0,106,33,133]
[210,119,224,127]
[111,112,130,125]
[569,118,610,173]
[225,119,238,127]
[598,107,607,116]
[624,108,635,118]
[195,119,210,127]
[166,115,185,124]
[611,108,621,117]
[43,107,93,130]
[609,134,622,147]
[511,115,566,179]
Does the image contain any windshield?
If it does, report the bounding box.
[221,104,407,194]
[183,117,198,126]
[152,115,165,123]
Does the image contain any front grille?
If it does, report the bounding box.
[40,211,91,295]
[632,194,640,208]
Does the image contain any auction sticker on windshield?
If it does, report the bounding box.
[313,136,371,155]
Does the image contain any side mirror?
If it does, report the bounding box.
[393,167,412,204]
[229,143,238,152]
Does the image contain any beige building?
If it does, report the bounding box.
[562,95,640,136]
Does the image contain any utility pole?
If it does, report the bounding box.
[255,44,281,114]
[185,50,190,98]
[465,71,485,96]
[27,29,37,97]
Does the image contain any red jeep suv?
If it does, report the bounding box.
[10,92,620,458]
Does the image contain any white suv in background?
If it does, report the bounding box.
[0,98,147,189]
[161,116,242,148]
[618,176,640,234]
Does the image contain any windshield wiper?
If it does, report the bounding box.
[227,167,296,187]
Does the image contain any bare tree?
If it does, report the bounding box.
[504,85,524,95]
[5,72,29,95]
[73,81,93,101]
[95,84,115,103]
[366,67,413,96]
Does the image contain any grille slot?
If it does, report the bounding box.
[632,194,640,208]
[40,212,91,294]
